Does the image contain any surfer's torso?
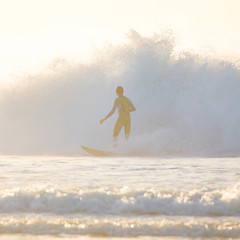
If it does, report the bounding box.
[114,95,131,118]
[101,92,136,140]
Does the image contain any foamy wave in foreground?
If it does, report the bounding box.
[0,216,239,237]
[1,185,240,216]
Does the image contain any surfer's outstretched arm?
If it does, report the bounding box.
[100,102,118,124]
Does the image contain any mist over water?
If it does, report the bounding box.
[0,30,240,156]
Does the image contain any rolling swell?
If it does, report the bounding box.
[0,216,240,237]
[0,185,240,237]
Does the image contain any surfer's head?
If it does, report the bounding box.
[116,86,124,96]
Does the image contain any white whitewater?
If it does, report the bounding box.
[0,30,239,156]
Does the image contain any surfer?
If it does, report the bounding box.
[100,86,136,145]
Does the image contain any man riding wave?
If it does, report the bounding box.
[100,86,136,145]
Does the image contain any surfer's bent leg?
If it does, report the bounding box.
[113,117,123,146]
[124,116,131,139]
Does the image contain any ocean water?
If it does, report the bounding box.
[0,29,240,239]
[0,155,239,239]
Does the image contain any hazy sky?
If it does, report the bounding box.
[0,0,239,83]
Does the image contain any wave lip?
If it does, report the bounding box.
[0,185,240,217]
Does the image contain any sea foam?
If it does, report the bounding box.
[0,216,240,237]
[0,30,239,156]
[0,184,240,216]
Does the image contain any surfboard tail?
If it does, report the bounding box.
[81,145,118,157]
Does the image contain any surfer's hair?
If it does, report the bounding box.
[116,86,124,95]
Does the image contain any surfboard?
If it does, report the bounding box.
[80,145,119,157]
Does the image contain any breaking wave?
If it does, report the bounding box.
[0,29,240,156]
